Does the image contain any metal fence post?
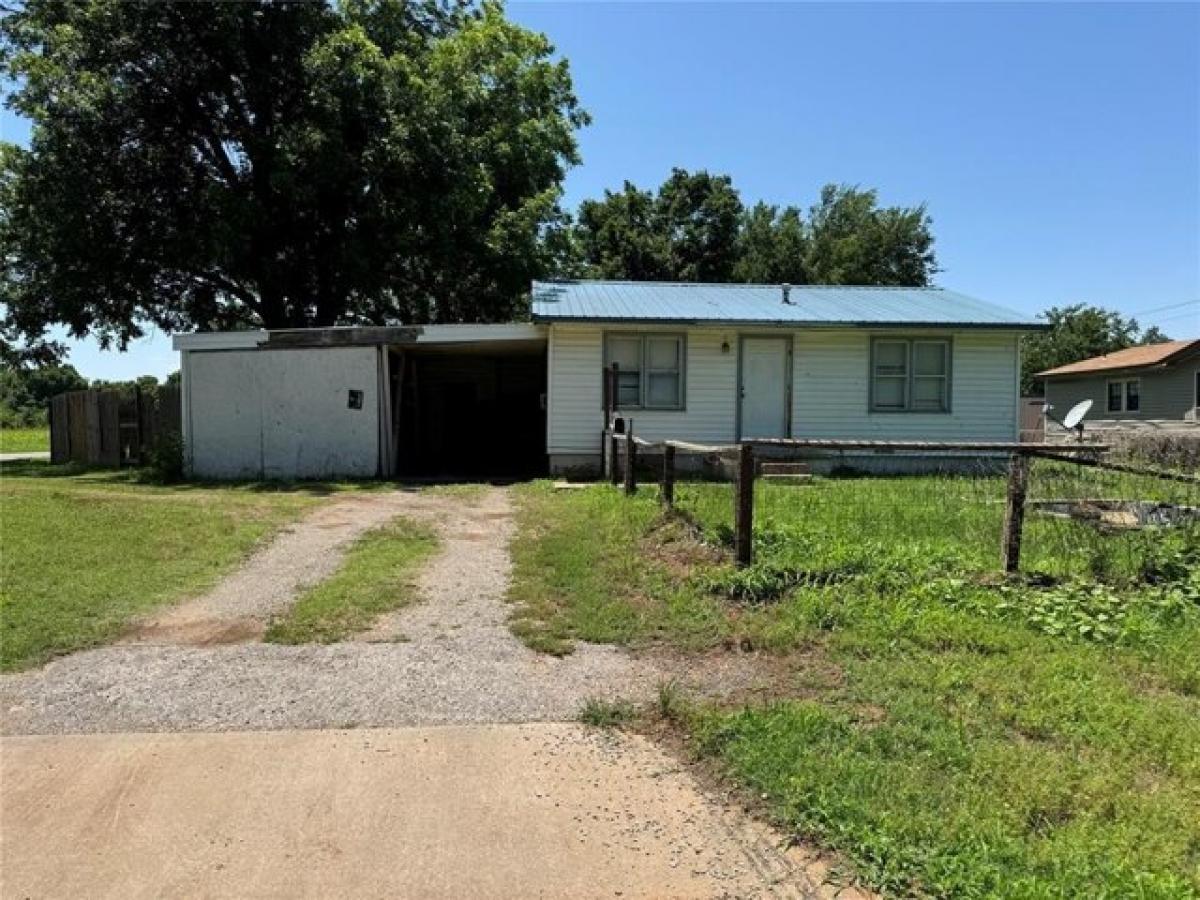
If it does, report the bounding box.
[1001,451,1029,573]
[661,443,676,508]
[734,442,755,566]
[624,421,637,495]
[609,431,621,486]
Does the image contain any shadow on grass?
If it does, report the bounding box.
[0,459,530,496]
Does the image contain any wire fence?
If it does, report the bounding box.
[610,435,1199,590]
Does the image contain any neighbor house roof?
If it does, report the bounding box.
[1035,338,1200,378]
[530,280,1044,328]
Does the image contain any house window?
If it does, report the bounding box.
[1106,378,1140,413]
[870,338,950,413]
[604,333,685,410]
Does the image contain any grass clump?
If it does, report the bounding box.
[265,520,436,644]
[0,427,49,453]
[579,697,637,728]
[421,482,488,501]
[0,462,317,669]
[507,482,728,655]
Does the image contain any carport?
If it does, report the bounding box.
[391,327,547,477]
[174,324,547,480]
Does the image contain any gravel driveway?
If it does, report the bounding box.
[1,486,656,734]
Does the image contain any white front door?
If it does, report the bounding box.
[739,337,790,439]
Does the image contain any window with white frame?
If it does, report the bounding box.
[604,333,685,410]
[870,338,950,412]
[1107,378,1140,413]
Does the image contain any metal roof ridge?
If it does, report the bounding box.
[532,279,948,291]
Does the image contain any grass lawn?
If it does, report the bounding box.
[509,472,1200,897]
[0,461,322,669]
[0,428,49,453]
[264,520,436,644]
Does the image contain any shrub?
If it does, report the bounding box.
[579,697,636,727]
[144,433,185,483]
[1103,430,1200,472]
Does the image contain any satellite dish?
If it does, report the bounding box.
[1061,399,1093,431]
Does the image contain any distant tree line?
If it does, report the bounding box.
[0,365,178,427]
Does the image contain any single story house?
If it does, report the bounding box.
[1035,338,1200,432]
[172,280,1044,479]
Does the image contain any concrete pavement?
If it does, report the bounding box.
[0,725,860,899]
[0,451,49,462]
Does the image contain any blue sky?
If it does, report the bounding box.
[2,1,1197,380]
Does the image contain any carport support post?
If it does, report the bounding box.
[1001,451,1029,574]
[661,444,676,508]
[734,442,755,567]
[624,422,637,495]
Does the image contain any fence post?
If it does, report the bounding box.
[1001,451,1029,573]
[134,384,145,464]
[734,442,755,567]
[609,431,621,486]
[624,421,637,495]
[661,443,676,508]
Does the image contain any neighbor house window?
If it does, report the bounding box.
[604,333,685,410]
[870,338,950,412]
[1107,378,1140,413]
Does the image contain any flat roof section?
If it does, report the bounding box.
[173,324,546,352]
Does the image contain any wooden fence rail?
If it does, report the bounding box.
[49,385,181,467]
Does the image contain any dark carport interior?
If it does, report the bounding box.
[391,340,547,478]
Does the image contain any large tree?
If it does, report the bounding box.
[572,181,669,281]
[803,184,936,286]
[573,168,743,282]
[1021,303,1171,395]
[568,174,937,287]
[0,0,587,362]
[732,202,807,284]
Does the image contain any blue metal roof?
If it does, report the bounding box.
[531,280,1044,328]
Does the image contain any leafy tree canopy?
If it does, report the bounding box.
[0,362,87,426]
[1,0,587,363]
[568,172,937,287]
[1021,303,1171,395]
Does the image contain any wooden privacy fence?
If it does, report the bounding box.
[601,426,1165,571]
[49,385,181,466]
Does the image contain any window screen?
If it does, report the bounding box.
[604,334,685,410]
[872,341,909,410]
[912,342,949,411]
[645,336,683,408]
[608,336,642,407]
[871,339,950,413]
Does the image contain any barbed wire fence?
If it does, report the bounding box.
[607,429,1200,591]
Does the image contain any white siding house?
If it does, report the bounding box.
[536,281,1039,473]
[173,281,1042,479]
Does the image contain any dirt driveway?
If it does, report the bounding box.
[2,726,864,899]
[0,486,866,899]
[1,487,653,733]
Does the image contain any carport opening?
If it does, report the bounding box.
[391,340,547,479]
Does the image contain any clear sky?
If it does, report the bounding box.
[2,1,1197,380]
